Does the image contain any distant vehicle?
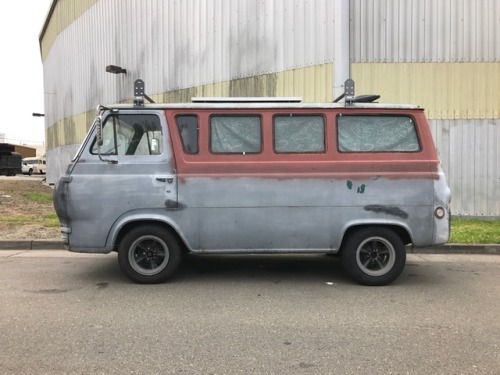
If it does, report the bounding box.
[22,157,46,175]
[0,144,22,176]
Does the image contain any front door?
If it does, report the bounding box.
[66,110,177,250]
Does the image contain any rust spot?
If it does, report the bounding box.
[364,205,409,219]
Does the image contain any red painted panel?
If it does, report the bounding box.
[164,107,438,180]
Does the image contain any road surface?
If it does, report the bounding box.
[0,250,499,374]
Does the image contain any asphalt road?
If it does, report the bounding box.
[0,251,498,375]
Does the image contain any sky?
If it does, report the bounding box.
[0,0,53,146]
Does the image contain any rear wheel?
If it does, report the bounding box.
[118,225,182,284]
[341,227,406,286]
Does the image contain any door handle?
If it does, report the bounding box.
[156,177,174,184]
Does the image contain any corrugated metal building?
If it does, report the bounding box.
[40,0,499,216]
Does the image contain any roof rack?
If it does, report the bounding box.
[333,79,380,106]
[191,97,303,103]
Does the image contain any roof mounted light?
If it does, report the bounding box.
[106,65,127,74]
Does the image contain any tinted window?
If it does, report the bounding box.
[337,115,420,152]
[274,115,325,153]
[176,115,199,154]
[210,116,261,154]
[91,114,163,156]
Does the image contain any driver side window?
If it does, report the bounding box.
[91,114,163,155]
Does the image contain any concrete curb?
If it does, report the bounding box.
[0,240,65,251]
[0,240,498,254]
[408,244,500,255]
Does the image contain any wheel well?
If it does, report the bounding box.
[113,220,189,253]
[339,224,412,253]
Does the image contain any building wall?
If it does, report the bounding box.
[349,0,500,216]
[40,0,500,216]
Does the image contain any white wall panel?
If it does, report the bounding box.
[430,119,500,216]
[43,0,336,128]
[351,0,500,63]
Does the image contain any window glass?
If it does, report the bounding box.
[274,115,325,153]
[210,116,261,154]
[176,115,199,154]
[91,114,163,155]
[337,115,420,152]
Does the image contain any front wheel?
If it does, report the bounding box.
[118,225,182,284]
[341,227,406,286]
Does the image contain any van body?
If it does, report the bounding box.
[22,157,46,175]
[53,99,451,285]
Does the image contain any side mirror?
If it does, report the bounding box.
[151,138,159,154]
[95,116,103,146]
[94,114,118,165]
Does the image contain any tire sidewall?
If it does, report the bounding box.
[342,227,406,286]
[118,225,182,284]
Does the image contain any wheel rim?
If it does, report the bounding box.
[355,236,396,277]
[128,235,170,276]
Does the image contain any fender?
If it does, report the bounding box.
[106,209,191,252]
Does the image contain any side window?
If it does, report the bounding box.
[274,115,325,153]
[176,115,199,154]
[91,114,163,156]
[210,116,261,154]
[337,115,420,152]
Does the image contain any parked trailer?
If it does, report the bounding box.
[0,147,22,176]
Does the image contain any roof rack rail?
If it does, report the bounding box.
[191,97,303,103]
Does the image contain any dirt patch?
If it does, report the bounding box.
[0,178,60,240]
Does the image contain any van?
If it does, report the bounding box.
[22,157,46,175]
[53,80,451,286]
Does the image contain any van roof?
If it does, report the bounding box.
[105,102,422,111]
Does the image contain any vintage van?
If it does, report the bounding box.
[53,81,451,286]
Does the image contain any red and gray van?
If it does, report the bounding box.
[53,80,451,286]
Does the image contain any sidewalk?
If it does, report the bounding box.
[0,240,498,254]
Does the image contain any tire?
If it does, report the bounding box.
[28,169,33,176]
[118,225,182,284]
[341,227,406,286]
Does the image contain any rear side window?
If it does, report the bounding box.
[337,115,420,152]
[176,115,199,154]
[210,116,261,154]
[274,115,325,153]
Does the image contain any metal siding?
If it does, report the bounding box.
[351,0,500,63]
[430,119,500,216]
[352,62,500,120]
[42,0,336,130]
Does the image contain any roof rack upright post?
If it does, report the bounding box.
[344,79,355,107]
[134,79,145,107]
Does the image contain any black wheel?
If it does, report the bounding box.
[341,227,406,286]
[28,169,33,176]
[118,225,182,284]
